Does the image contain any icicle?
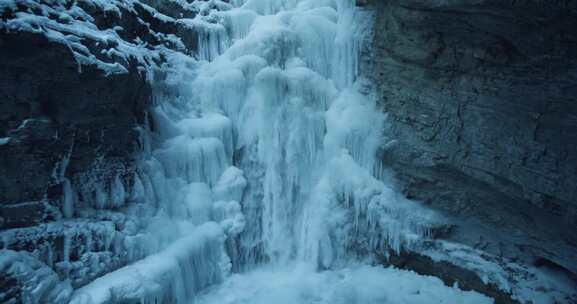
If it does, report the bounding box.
[290,9,338,79]
[332,0,361,89]
[178,113,235,163]
[181,19,230,62]
[224,9,257,41]
[94,183,108,210]
[183,183,213,225]
[62,178,75,218]
[63,233,71,263]
[153,136,228,186]
[110,175,126,208]
[130,174,146,203]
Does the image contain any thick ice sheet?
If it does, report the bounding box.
[70,223,226,304]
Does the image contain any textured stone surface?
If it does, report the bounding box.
[0,1,201,301]
[0,29,150,228]
[0,23,149,304]
[379,251,521,304]
[0,0,202,226]
[366,0,577,276]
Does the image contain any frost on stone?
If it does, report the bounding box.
[69,223,225,304]
[0,250,73,304]
[421,241,577,304]
[0,0,226,76]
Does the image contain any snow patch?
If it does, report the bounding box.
[196,264,494,304]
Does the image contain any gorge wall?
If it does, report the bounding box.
[0,0,202,301]
[1,0,576,303]
[366,0,577,282]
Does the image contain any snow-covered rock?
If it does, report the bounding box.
[0,250,73,304]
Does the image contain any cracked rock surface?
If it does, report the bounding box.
[366,0,577,279]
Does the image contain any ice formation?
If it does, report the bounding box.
[66,0,459,302]
[0,250,73,303]
[70,223,226,304]
[7,0,571,303]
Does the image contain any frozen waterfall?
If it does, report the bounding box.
[70,0,493,303]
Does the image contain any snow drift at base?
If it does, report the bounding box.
[196,264,492,304]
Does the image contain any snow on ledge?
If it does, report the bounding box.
[0,0,206,76]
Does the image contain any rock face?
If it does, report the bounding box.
[366,0,577,278]
[0,0,205,229]
[0,0,203,302]
[0,30,150,228]
[380,251,521,304]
